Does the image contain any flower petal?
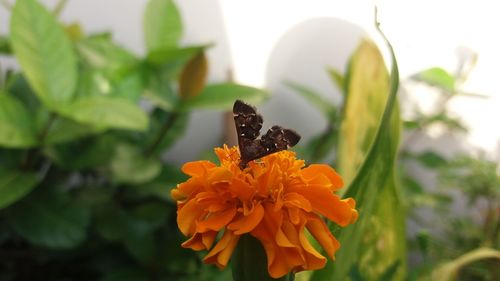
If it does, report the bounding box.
[203,230,240,269]
[196,205,237,232]
[299,185,358,226]
[182,160,216,177]
[181,230,217,250]
[306,214,340,260]
[302,164,344,190]
[228,203,264,235]
[177,198,206,236]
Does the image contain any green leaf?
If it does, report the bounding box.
[312,36,405,280]
[0,170,38,209]
[7,188,90,249]
[77,35,137,71]
[110,143,161,184]
[44,134,115,170]
[285,81,337,121]
[143,0,182,51]
[180,83,269,112]
[414,67,455,92]
[10,0,77,107]
[145,110,189,154]
[327,67,346,95]
[0,36,11,54]
[0,92,37,148]
[126,164,187,202]
[232,234,295,281]
[43,117,104,145]
[146,45,208,66]
[145,45,209,82]
[423,248,500,281]
[58,96,148,131]
[415,150,447,168]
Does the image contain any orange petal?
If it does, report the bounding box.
[283,192,312,212]
[182,160,216,177]
[300,185,358,227]
[181,231,217,250]
[177,199,206,236]
[228,177,255,201]
[302,164,344,190]
[306,214,340,260]
[196,205,237,232]
[203,230,240,269]
[227,203,264,235]
[297,218,327,271]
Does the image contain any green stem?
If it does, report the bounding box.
[144,112,179,157]
[21,113,57,170]
[53,0,68,17]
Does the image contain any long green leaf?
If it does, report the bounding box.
[180,83,269,112]
[10,0,77,107]
[58,96,148,131]
[0,92,36,148]
[143,0,182,51]
[0,170,38,209]
[311,35,404,280]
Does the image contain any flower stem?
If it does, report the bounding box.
[144,112,179,157]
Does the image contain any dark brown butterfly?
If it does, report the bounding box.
[233,100,301,169]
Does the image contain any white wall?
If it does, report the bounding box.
[1,0,499,163]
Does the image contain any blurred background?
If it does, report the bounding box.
[0,0,498,280]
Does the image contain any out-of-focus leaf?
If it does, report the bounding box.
[77,35,137,71]
[413,67,455,92]
[403,120,420,130]
[43,116,104,145]
[285,81,337,121]
[126,164,187,202]
[415,150,447,168]
[327,67,345,95]
[0,170,38,209]
[422,248,500,281]
[110,143,161,184]
[145,110,189,155]
[143,0,182,51]
[298,131,337,163]
[379,261,401,281]
[312,37,405,281]
[10,0,77,107]
[7,188,90,249]
[0,36,10,54]
[426,113,467,132]
[146,45,208,66]
[179,51,208,99]
[7,73,41,113]
[180,83,269,112]
[44,134,115,170]
[0,92,37,148]
[58,96,148,131]
[101,268,149,281]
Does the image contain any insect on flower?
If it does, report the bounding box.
[171,100,358,278]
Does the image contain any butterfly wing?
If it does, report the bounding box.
[233,100,301,168]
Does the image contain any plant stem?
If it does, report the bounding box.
[144,112,179,157]
[21,113,57,170]
[53,0,68,17]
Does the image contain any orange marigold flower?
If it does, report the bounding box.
[171,145,358,278]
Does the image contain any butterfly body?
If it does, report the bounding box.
[233,100,300,169]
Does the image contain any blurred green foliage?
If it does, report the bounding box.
[0,0,267,280]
